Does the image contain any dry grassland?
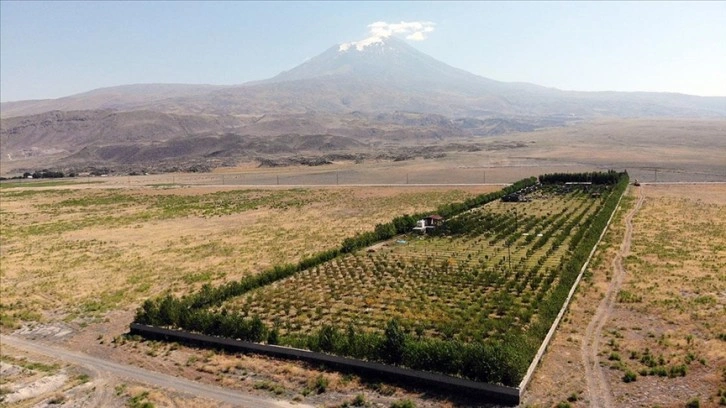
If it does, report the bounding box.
[505,118,726,183]
[523,184,726,408]
[1,118,724,407]
[0,184,495,327]
[2,175,724,407]
[1,183,503,407]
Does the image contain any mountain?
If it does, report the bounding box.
[1,37,725,174]
[3,37,724,119]
[1,84,228,118]
[267,37,507,91]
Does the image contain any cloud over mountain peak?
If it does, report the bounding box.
[339,20,435,52]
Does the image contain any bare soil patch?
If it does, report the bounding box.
[522,184,726,407]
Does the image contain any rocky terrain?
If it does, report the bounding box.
[2,37,724,177]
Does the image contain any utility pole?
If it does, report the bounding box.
[336,171,339,185]
[654,169,658,183]
[406,173,409,184]
[276,175,280,185]
[483,171,486,184]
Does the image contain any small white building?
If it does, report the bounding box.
[412,215,443,233]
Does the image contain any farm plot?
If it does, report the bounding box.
[223,188,603,343]
[134,173,628,386]
[0,185,487,328]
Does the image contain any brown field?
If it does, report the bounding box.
[4,183,723,407]
[504,118,726,184]
[4,118,724,185]
[1,117,725,407]
[1,182,504,407]
[523,184,726,408]
[0,184,499,327]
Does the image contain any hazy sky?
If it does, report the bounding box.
[2,1,725,102]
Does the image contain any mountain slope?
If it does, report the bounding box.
[1,36,725,174]
[1,84,228,118]
[3,37,724,119]
[267,37,506,91]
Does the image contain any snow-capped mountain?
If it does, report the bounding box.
[2,36,725,173]
[264,37,537,97]
[2,36,725,118]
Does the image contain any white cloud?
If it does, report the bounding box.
[339,20,435,51]
[406,31,426,41]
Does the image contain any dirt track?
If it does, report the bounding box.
[0,334,310,408]
[581,186,644,407]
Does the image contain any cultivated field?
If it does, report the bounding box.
[133,174,626,390]
[0,183,493,328]
[1,173,724,407]
[224,187,602,342]
[1,181,504,407]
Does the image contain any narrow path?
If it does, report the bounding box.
[81,359,114,407]
[0,334,311,408]
[581,186,644,407]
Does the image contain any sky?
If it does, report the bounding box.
[1,1,725,102]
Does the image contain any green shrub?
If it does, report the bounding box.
[307,374,328,394]
[685,397,700,408]
[669,364,687,378]
[390,399,415,408]
[128,391,155,408]
[622,370,637,383]
[351,394,367,407]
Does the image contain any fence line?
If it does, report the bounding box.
[129,323,520,405]
[517,185,628,395]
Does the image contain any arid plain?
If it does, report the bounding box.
[1,118,724,407]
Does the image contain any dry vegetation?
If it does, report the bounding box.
[0,183,495,328]
[1,155,724,407]
[0,345,89,407]
[522,184,726,408]
[503,118,726,184]
[0,181,504,407]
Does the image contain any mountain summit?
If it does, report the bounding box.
[2,37,725,118]
[266,37,506,95]
[2,36,725,173]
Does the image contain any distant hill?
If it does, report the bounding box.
[3,37,724,119]
[1,84,228,118]
[1,37,724,174]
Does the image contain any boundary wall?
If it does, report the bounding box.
[130,323,520,405]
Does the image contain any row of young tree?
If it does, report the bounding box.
[539,169,625,185]
[525,172,629,344]
[341,177,538,253]
[136,177,539,315]
[24,170,66,179]
[134,172,627,386]
[290,320,531,386]
[136,299,530,387]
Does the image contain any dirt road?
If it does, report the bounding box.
[0,334,311,408]
[581,186,644,407]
